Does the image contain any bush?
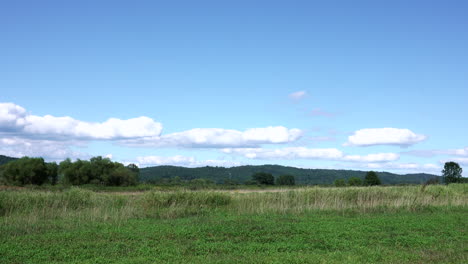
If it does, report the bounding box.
[348,177,362,186]
[334,179,346,187]
[59,156,138,186]
[0,157,55,186]
[252,172,275,185]
[276,175,295,185]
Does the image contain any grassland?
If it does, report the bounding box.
[1,184,467,263]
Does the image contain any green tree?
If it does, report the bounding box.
[348,177,362,186]
[46,162,59,185]
[1,157,49,186]
[252,172,275,185]
[334,179,346,187]
[276,175,295,185]
[364,171,381,186]
[442,162,462,184]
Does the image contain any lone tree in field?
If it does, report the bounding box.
[442,162,462,184]
[252,172,275,185]
[364,171,381,186]
[276,175,295,185]
[348,177,362,186]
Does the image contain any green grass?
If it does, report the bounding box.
[1,184,467,263]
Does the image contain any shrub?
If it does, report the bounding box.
[252,172,275,185]
[334,179,346,187]
[276,175,295,185]
[348,177,362,186]
[0,157,54,186]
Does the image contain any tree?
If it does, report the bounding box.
[276,175,295,185]
[1,157,50,186]
[252,172,275,185]
[442,162,462,184]
[348,177,362,186]
[334,179,346,187]
[364,171,381,186]
[59,156,138,186]
[46,162,59,185]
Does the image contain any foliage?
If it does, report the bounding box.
[276,174,295,185]
[347,177,362,186]
[442,161,463,184]
[0,155,18,166]
[364,171,381,186]
[252,172,275,185]
[139,164,441,185]
[59,156,138,186]
[0,157,56,186]
[333,179,346,187]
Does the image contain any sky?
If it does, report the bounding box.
[1,0,467,176]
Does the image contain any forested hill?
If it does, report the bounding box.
[140,164,440,185]
[0,155,18,166]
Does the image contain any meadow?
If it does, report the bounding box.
[1,184,467,263]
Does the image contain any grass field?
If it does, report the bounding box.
[1,184,467,263]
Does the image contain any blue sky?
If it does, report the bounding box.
[1,0,467,175]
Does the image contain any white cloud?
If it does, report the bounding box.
[345,128,427,147]
[403,147,468,158]
[440,158,468,166]
[288,91,307,101]
[222,147,399,163]
[122,126,303,148]
[349,162,440,172]
[222,147,343,160]
[0,102,163,140]
[135,155,241,167]
[343,153,400,162]
[0,136,88,161]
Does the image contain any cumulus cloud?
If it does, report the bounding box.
[345,128,427,147]
[343,153,400,162]
[223,147,343,160]
[0,136,88,160]
[440,158,468,166]
[0,102,163,140]
[122,126,303,148]
[135,155,241,167]
[222,147,399,163]
[403,147,468,158]
[288,91,307,101]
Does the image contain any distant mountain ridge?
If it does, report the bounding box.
[0,155,18,166]
[140,164,440,185]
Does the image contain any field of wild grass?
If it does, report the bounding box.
[1,184,467,263]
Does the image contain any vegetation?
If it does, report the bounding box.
[0,157,56,186]
[364,171,381,186]
[276,174,295,185]
[0,184,467,263]
[59,156,138,186]
[442,161,463,184]
[139,164,441,185]
[348,177,362,186]
[0,154,17,166]
[251,172,275,185]
[333,178,346,187]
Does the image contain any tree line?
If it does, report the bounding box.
[0,156,139,186]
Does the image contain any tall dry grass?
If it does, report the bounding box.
[0,184,466,229]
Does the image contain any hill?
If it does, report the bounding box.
[140,164,440,185]
[0,155,18,166]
